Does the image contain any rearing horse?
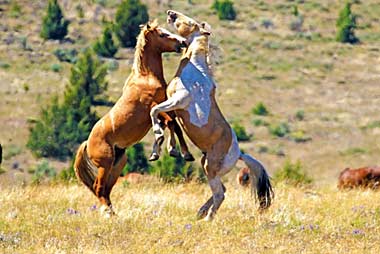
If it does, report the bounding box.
[74,21,192,216]
[150,11,274,220]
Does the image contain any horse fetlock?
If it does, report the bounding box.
[196,206,209,220]
[149,152,160,161]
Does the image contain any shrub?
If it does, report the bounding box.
[150,152,191,182]
[252,118,269,127]
[4,144,22,160]
[274,159,312,186]
[50,63,62,72]
[232,122,250,141]
[113,0,149,48]
[93,26,118,58]
[336,2,359,44]
[268,122,290,137]
[289,130,312,143]
[295,110,305,121]
[212,0,237,20]
[53,48,78,63]
[27,49,107,158]
[31,160,57,184]
[10,2,22,18]
[252,102,269,116]
[40,0,69,40]
[122,143,150,175]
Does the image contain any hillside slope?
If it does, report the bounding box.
[1,0,380,185]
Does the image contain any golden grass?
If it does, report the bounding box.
[1,181,380,253]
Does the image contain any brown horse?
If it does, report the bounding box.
[338,166,380,189]
[74,21,192,216]
[150,11,273,220]
[237,167,251,187]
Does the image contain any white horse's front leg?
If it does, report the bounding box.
[149,92,191,160]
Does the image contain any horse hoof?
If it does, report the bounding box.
[169,149,180,158]
[149,153,160,161]
[196,209,208,220]
[184,153,195,162]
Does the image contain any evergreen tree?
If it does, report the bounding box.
[40,0,69,40]
[212,0,236,21]
[93,25,118,58]
[27,49,107,158]
[336,2,359,44]
[122,143,150,175]
[113,0,149,48]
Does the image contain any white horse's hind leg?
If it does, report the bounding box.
[205,176,225,221]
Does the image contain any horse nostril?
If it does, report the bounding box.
[167,11,177,21]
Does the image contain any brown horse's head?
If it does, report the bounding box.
[140,20,187,53]
[166,10,204,38]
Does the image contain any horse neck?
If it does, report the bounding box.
[188,39,209,73]
[135,45,165,83]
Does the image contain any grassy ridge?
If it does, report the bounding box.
[1,0,380,183]
[1,182,380,253]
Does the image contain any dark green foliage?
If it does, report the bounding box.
[59,159,76,181]
[27,49,107,158]
[40,0,69,40]
[122,143,150,175]
[252,102,269,116]
[274,159,313,186]
[336,2,359,44]
[212,0,237,20]
[94,26,118,58]
[150,152,191,182]
[295,110,305,121]
[268,122,290,137]
[31,160,57,184]
[113,0,149,48]
[232,122,250,141]
[53,48,78,63]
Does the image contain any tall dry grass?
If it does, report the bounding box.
[1,180,380,253]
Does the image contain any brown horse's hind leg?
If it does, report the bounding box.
[89,142,115,216]
[103,147,127,215]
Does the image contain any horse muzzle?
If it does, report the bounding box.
[167,10,177,24]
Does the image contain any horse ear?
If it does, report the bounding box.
[139,24,145,29]
[146,23,151,30]
[200,22,211,35]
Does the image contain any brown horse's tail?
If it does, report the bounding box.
[74,141,98,195]
[240,153,274,210]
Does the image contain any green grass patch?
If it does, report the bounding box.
[274,159,313,186]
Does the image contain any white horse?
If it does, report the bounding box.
[149,11,273,220]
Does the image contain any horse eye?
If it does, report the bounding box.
[159,33,167,38]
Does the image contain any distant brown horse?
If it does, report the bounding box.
[117,172,146,184]
[237,167,251,187]
[338,166,380,189]
[74,21,192,216]
[150,11,273,220]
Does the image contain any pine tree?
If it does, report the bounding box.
[336,2,359,44]
[40,0,69,40]
[93,25,118,58]
[27,49,107,158]
[113,0,149,48]
[212,0,236,21]
[122,143,150,175]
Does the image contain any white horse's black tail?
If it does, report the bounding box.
[240,152,273,210]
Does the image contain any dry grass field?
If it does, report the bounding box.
[1,182,380,253]
[1,0,380,253]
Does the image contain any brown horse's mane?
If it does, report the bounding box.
[132,20,159,73]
